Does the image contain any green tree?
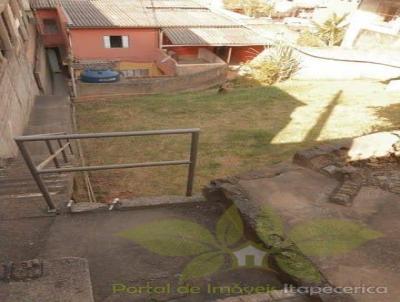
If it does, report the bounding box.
[313,13,349,46]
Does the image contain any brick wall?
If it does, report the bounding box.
[0,52,39,159]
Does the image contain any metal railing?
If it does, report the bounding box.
[14,129,200,212]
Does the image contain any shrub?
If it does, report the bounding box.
[297,30,326,47]
[244,43,301,85]
[313,13,349,46]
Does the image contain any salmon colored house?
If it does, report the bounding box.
[30,0,268,77]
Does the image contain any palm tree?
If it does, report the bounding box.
[313,13,349,46]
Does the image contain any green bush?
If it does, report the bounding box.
[245,43,301,85]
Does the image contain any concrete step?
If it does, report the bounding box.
[0,179,69,190]
[0,174,71,185]
[70,195,205,213]
[0,183,66,195]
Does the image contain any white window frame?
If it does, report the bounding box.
[103,35,130,49]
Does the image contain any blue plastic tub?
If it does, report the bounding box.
[80,69,120,83]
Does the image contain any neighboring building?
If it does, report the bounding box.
[30,0,268,79]
[342,0,400,48]
[313,0,360,23]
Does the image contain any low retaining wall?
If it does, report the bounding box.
[175,49,227,77]
[77,65,228,99]
[354,29,400,51]
[34,38,52,94]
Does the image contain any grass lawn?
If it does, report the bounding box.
[75,80,400,201]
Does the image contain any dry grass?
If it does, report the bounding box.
[75,80,400,202]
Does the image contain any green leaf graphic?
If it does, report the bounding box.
[216,206,244,246]
[275,250,322,283]
[181,251,225,282]
[289,219,383,257]
[255,205,284,245]
[117,219,220,257]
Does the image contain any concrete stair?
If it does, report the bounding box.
[0,156,74,219]
[0,74,74,219]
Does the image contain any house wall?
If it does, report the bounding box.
[69,28,160,62]
[342,0,400,48]
[230,46,264,64]
[359,0,379,12]
[164,46,215,57]
[35,9,67,47]
[164,46,264,64]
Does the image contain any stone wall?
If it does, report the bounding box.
[0,45,40,159]
[77,65,228,99]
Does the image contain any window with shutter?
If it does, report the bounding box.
[122,36,129,48]
[104,35,130,48]
[103,36,111,48]
[43,19,58,34]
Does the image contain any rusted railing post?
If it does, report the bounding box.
[57,139,69,163]
[67,138,74,155]
[45,140,60,168]
[186,131,199,197]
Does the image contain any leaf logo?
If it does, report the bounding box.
[117,205,383,283]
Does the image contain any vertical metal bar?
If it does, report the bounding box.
[186,132,199,197]
[45,140,60,168]
[57,139,68,163]
[15,141,57,212]
[67,138,74,155]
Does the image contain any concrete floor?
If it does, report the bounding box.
[209,159,400,302]
[39,202,284,302]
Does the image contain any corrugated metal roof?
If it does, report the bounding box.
[164,27,269,46]
[30,0,240,28]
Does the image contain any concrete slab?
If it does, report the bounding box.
[0,216,55,263]
[40,202,285,302]
[206,162,400,302]
[216,291,308,302]
[0,258,94,302]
